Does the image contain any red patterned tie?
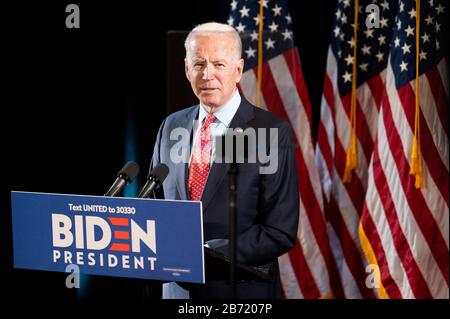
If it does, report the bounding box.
[188,113,216,201]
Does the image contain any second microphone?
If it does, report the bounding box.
[138,163,169,198]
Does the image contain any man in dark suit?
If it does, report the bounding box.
[150,22,299,299]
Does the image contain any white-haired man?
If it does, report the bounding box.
[150,22,299,299]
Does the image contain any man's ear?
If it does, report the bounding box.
[185,59,191,81]
[235,58,244,83]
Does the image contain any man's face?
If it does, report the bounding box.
[185,33,244,110]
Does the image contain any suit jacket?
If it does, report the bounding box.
[151,97,299,299]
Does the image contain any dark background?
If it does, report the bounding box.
[1,0,336,300]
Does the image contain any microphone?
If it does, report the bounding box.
[104,161,140,197]
[138,163,169,198]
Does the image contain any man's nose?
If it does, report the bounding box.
[202,63,214,80]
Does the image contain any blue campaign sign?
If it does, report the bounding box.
[11,191,204,283]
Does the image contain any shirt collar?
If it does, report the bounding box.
[199,89,241,127]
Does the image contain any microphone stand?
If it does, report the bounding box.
[228,161,238,299]
[141,187,161,300]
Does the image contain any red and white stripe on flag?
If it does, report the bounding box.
[359,59,449,299]
[358,0,449,299]
[317,0,449,298]
[314,0,399,298]
[316,47,381,299]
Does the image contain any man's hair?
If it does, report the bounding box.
[184,22,242,61]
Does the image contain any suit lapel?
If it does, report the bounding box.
[200,98,255,210]
[175,105,199,200]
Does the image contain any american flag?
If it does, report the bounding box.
[228,0,335,298]
[359,0,448,298]
[315,0,398,298]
